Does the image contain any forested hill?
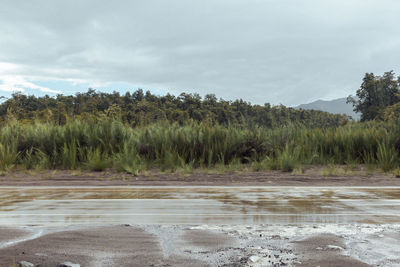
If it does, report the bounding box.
[0,89,349,128]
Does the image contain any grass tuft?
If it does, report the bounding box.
[377,141,398,172]
[86,149,110,172]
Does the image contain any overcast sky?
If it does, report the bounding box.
[0,0,400,106]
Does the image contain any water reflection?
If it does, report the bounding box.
[0,187,399,225]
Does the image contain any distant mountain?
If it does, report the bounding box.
[295,97,360,120]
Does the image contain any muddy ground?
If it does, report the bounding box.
[1,224,399,266]
[1,169,399,266]
[1,168,400,186]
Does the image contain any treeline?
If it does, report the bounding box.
[0,89,349,128]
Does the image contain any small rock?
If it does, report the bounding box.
[315,247,323,250]
[249,255,260,263]
[59,262,80,267]
[378,234,384,238]
[18,261,34,267]
[326,245,344,251]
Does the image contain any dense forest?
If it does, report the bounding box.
[0,89,349,128]
[0,71,399,173]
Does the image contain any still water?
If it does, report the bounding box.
[0,186,399,225]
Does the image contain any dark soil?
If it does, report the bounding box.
[0,168,399,186]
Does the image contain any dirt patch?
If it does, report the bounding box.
[293,234,370,267]
[1,169,400,186]
[0,227,30,244]
[0,225,205,267]
[181,229,236,249]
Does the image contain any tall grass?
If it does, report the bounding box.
[86,148,110,172]
[377,141,398,172]
[113,143,143,175]
[0,118,399,172]
[277,144,299,172]
[0,143,19,170]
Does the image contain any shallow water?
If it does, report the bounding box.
[0,186,399,225]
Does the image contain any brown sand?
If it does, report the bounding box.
[181,229,237,249]
[1,225,398,266]
[1,169,400,186]
[0,226,205,267]
[293,234,370,267]
[0,227,30,244]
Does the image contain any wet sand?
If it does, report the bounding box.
[1,186,400,225]
[0,227,30,244]
[0,226,204,267]
[1,170,399,266]
[293,234,369,267]
[1,169,400,186]
[1,224,399,266]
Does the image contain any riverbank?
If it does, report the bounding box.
[1,167,400,186]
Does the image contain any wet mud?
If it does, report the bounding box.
[0,186,399,225]
[1,224,399,266]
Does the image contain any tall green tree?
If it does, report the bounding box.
[348,71,400,121]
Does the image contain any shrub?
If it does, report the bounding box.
[85,149,110,172]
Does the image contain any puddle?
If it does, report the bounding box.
[0,187,399,225]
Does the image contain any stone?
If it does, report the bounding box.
[18,262,35,267]
[249,255,260,263]
[59,262,80,267]
[326,245,344,250]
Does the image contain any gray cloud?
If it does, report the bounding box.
[0,0,400,105]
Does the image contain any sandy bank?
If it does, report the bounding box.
[1,224,399,266]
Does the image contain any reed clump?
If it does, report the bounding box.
[0,118,399,173]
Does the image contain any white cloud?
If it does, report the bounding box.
[0,61,62,94]
[0,75,62,94]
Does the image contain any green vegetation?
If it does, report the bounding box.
[0,118,398,173]
[0,70,399,174]
[0,89,348,128]
[347,70,400,121]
